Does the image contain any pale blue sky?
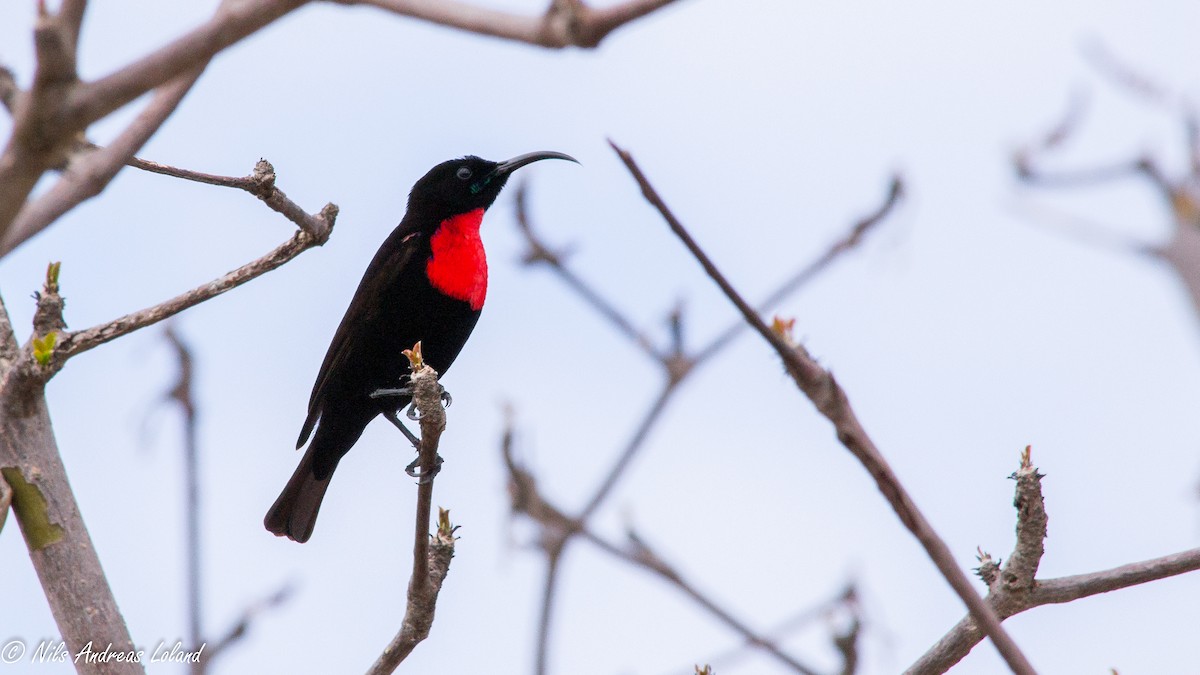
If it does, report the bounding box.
[2,2,1199,673]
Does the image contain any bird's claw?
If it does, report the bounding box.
[405,453,444,483]
[404,385,451,420]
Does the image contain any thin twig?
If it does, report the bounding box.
[1007,198,1160,257]
[577,381,678,521]
[161,325,204,673]
[54,218,333,369]
[581,527,822,675]
[681,585,859,675]
[198,583,293,670]
[124,157,331,238]
[533,547,565,675]
[610,139,1037,675]
[514,181,663,363]
[504,421,822,674]
[694,175,904,365]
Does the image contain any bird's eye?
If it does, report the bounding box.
[456,167,472,180]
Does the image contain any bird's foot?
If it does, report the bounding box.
[405,453,444,483]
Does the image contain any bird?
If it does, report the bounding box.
[265,151,577,543]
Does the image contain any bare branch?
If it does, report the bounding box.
[683,585,860,675]
[610,139,1037,675]
[908,450,1200,674]
[69,0,305,129]
[1007,198,1161,257]
[58,0,89,48]
[339,0,681,49]
[504,421,824,674]
[0,10,82,234]
[514,181,664,363]
[11,156,334,370]
[0,294,143,674]
[577,381,678,521]
[1033,547,1200,603]
[1,0,679,245]
[2,68,205,256]
[198,583,294,670]
[581,527,822,675]
[55,218,333,367]
[694,174,904,365]
[533,545,565,675]
[159,325,204,671]
[508,158,900,675]
[122,157,333,239]
[998,447,1047,598]
[1082,40,1180,109]
[367,361,456,674]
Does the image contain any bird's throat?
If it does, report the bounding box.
[426,208,488,311]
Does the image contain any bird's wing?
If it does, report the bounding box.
[296,227,425,448]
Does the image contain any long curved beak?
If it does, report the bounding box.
[493,151,579,177]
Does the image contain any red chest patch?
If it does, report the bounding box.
[426,208,488,311]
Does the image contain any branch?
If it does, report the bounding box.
[681,585,860,675]
[68,0,305,131]
[1,0,680,245]
[693,174,904,365]
[908,449,1200,673]
[580,527,821,675]
[198,583,294,670]
[339,0,681,49]
[1,68,206,256]
[514,181,664,363]
[34,160,335,369]
[1007,198,1160,257]
[367,355,456,674]
[0,8,83,235]
[504,422,821,673]
[160,325,204,671]
[0,285,142,674]
[510,159,900,674]
[610,139,1037,675]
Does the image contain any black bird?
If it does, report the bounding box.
[265,151,576,543]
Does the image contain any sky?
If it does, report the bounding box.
[2,1,1200,674]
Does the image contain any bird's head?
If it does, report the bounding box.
[407,151,578,219]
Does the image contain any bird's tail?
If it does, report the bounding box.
[264,446,330,543]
